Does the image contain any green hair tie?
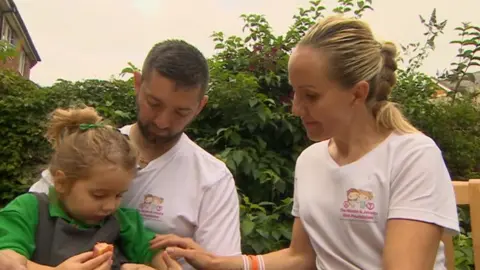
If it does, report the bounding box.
[79,123,104,131]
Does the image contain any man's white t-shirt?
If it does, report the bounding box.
[29,125,242,269]
[292,132,460,270]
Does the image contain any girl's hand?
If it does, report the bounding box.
[0,250,27,270]
[55,251,112,270]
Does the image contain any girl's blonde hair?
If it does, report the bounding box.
[299,15,418,133]
[46,106,138,182]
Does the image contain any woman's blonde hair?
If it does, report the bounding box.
[299,15,418,133]
[46,106,138,183]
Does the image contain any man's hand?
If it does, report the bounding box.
[120,264,156,270]
[0,250,27,270]
[161,252,182,270]
[150,234,204,253]
[55,251,112,270]
[120,252,182,270]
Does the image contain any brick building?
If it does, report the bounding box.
[0,0,40,79]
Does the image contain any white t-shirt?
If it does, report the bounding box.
[292,132,459,270]
[29,125,242,269]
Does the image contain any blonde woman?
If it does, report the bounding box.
[161,15,460,270]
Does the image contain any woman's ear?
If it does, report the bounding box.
[53,170,68,194]
[352,80,370,105]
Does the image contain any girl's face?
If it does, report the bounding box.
[54,165,135,225]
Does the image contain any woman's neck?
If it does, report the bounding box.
[329,112,391,166]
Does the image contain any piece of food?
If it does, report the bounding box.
[93,242,114,257]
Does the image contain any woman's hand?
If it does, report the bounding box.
[150,235,217,269]
[150,234,202,251]
[165,247,218,270]
[55,251,112,270]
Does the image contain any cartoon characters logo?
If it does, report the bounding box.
[142,194,164,208]
[341,188,378,222]
[138,193,164,220]
[344,188,375,210]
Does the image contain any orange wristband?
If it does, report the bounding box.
[248,255,259,270]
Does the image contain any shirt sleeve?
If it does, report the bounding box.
[29,170,53,194]
[117,208,158,263]
[193,170,242,256]
[388,143,460,235]
[291,176,300,217]
[0,194,38,258]
[292,148,311,218]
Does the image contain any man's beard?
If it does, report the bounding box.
[137,120,183,145]
[135,96,185,145]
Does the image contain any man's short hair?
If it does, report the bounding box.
[142,39,209,95]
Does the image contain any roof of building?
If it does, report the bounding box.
[438,70,480,93]
[0,0,41,62]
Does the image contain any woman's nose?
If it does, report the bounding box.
[291,94,304,117]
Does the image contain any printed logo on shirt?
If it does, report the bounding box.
[138,193,164,220]
[340,188,378,222]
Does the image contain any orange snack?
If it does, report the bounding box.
[92,242,114,257]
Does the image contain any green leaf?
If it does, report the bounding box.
[232,150,244,166]
[241,219,255,236]
[271,230,281,241]
[251,241,265,254]
[229,132,242,145]
[256,228,270,239]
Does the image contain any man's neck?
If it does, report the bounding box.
[130,123,181,162]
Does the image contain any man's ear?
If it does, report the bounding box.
[53,170,68,194]
[196,95,208,116]
[133,71,142,95]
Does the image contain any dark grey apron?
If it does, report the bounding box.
[30,192,129,269]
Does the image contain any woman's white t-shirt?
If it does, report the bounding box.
[292,132,460,270]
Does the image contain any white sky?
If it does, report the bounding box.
[14,0,480,86]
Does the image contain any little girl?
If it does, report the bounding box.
[0,106,181,270]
